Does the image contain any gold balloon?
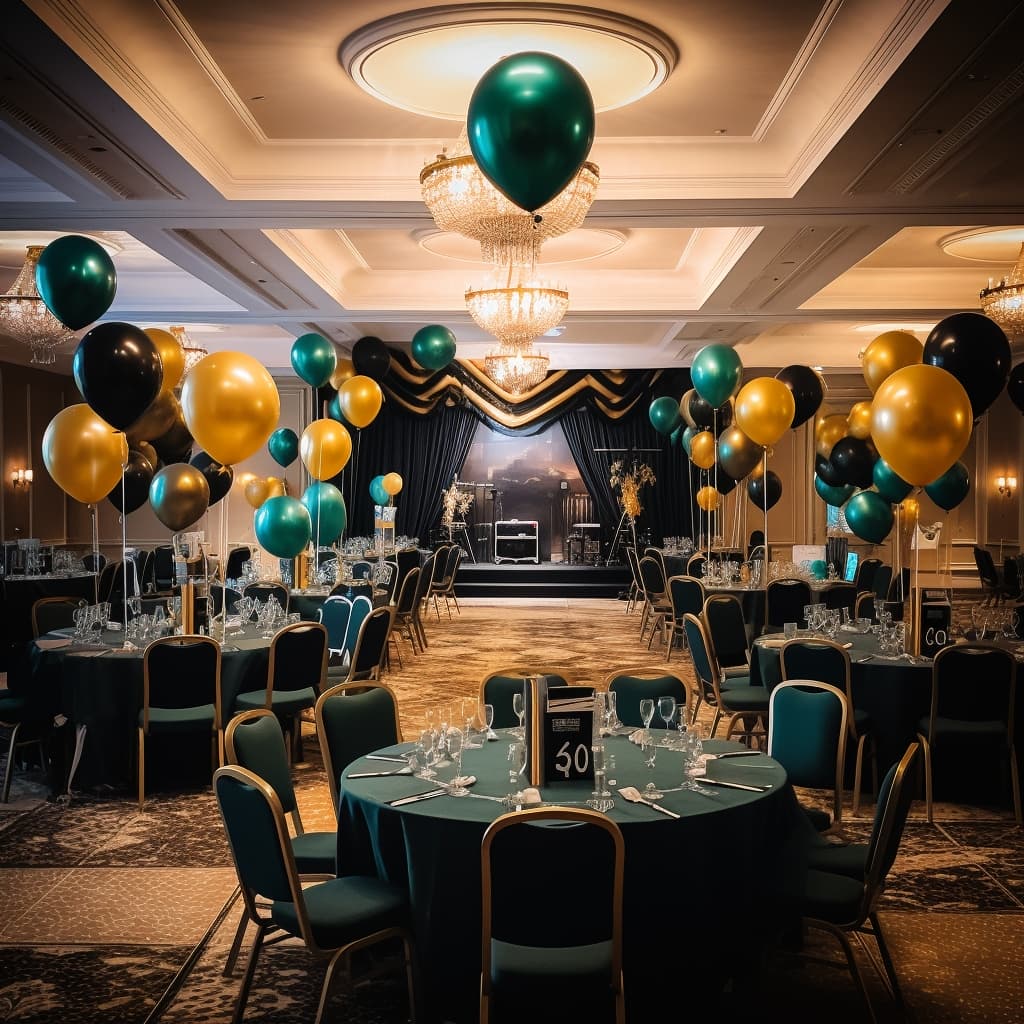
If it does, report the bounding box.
[42,404,128,504]
[244,476,271,509]
[847,401,873,441]
[339,375,383,429]
[734,377,795,448]
[180,351,281,466]
[266,477,286,499]
[696,485,720,512]
[134,441,158,469]
[861,330,923,394]
[382,472,403,496]
[870,364,972,487]
[300,419,352,480]
[690,430,716,470]
[145,328,185,392]
[329,356,356,391]
[901,497,920,531]
[815,413,848,458]
[126,390,180,445]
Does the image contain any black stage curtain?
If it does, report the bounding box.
[338,401,478,542]
[561,404,695,547]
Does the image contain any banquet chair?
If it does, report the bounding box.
[225,546,252,580]
[315,681,402,815]
[665,576,705,661]
[602,669,690,729]
[31,596,83,638]
[854,591,876,621]
[138,635,222,808]
[637,556,671,648]
[480,806,625,1024]
[764,578,811,634]
[768,680,849,829]
[343,606,394,683]
[319,596,353,670]
[1002,556,1022,602]
[378,559,399,604]
[870,565,893,604]
[823,583,857,618]
[390,567,422,656]
[682,613,768,743]
[213,765,416,1024]
[798,742,921,1021]
[209,583,242,619]
[152,545,176,593]
[233,622,328,761]
[916,643,1020,824]
[686,552,706,578]
[411,551,436,650]
[96,560,120,604]
[748,530,765,558]
[853,557,881,594]
[887,567,910,604]
[394,547,421,595]
[343,595,374,664]
[242,579,290,614]
[481,669,573,729]
[973,546,1005,606]
[643,545,668,580]
[351,560,373,581]
[781,638,878,816]
[430,544,463,620]
[621,547,640,614]
[702,594,751,678]
[0,691,46,803]
[137,549,154,593]
[82,551,107,572]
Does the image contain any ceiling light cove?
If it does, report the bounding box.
[339,4,678,120]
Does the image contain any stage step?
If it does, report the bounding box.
[454,562,630,600]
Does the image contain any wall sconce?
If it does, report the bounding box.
[996,475,1017,498]
[11,468,33,489]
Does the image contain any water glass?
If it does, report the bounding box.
[657,695,677,746]
[587,744,614,812]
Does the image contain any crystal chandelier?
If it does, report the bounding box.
[170,325,207,377]
[483,342,552,394]
[420,129,599,268]
[980,242,1024,335]
[0,246,78,364]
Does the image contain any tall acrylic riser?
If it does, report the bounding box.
[375,504,397,555]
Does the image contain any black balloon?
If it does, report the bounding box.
[775,365,824,428]
[152,415,194,465]
[715,470,738,496]
[923,312,1011,421]
[190,450,234,506]
[73,321,163,431]
[815,453,846,487]
[747,470,782,511]
[351,336,391,381]
[829,436,876,489]
[106,449,154,514]
[652,368,692,402]
[1008,362,1024,414]
[687,392,733,433]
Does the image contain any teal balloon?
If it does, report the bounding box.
[326,391,350,425]
[301,481,347,545]
[411,324,456,371]
[872,459,913,504]
[810,559,828,581]
[692,344,743,409]
[290,333,336,387]
[467,52,595,213]
[369,475,389,506]
[254,495,311,559]
[681,426,697,457]
[925,461,970,512]
[267,427,298,468]
[649,395,681,435]
[670,425,682,448]
[35,235,116,330]
[814,475,855,508]
[845,490,894,545]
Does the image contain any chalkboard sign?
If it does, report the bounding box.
[917,590,952,658]
[523,678,595,785]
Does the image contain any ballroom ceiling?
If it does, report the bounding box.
[0,0,1023,374]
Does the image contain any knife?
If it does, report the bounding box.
[698,777,771,792]
[365,754,409,764]
[347,769,413,779]
[388,788,447,806]
[712,750,763,759]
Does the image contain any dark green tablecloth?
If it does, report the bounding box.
[338,734,807,1023]
[1,573,96,668]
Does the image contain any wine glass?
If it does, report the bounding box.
[506,740,527,799]
[512,691,526,739]
[642,732,662,800]
[483,703,498,741]
[679,723,705,791]
[657,696,676,747]
[462,698,482,749]
[639,698,655,744]
[413,729,437,779]
[447,728,470,796]
[587,745,614,812]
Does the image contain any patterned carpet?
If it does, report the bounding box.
[1,596,1023,1023]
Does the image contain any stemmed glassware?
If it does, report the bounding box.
[587,744,614,812]
[641,731,662,800]
[412,729,438,779]
[512,691,526,739]
[483,703,498,741]
[463,698,483,749]
[639,698,655,744]
[679,722,705,791]
[446,728,471,796]
[657,696,676,747]
[606,690,623,733]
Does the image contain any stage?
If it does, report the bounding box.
[453,560,630,600]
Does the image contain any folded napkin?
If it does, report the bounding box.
[35,638,72,651]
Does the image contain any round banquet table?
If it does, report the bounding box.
[1,572,97,668]
[19,626,273,793]
[337,732,809,1023]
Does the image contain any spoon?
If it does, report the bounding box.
[617,786,681,819]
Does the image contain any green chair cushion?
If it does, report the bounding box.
[720,674,751,690]
[722,665,750,679]
[291,829,338,876]
[0,694,27,721]
[806,841,868,880]
[919,716,1007,742]
[141,704,215,732]
[268,687,318,716]
[720,686,770,712]
[233,690,268,711]
[271,875,407,948]
[802,868,864,924]
[490,938,613,992]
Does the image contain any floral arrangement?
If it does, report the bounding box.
[441,477,474,535]
[609,460,656,520]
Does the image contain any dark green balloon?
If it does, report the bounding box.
[924,461,970,512]
[872,458,913,504]
[35,234,116,330]
[411,324,457,371]
[814,475,855,508]
[845,490,894,544]
[369,475,389,506]
[290,333,336,387]
[467,51,595,213]
[267,427,299,468]
[301,481,347,545]
[692,344,742,409]
[670,425,682,448]
[254,495,311,559]
[681,426,697,457]
[649,395,681,435]
[326,392,349,425]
